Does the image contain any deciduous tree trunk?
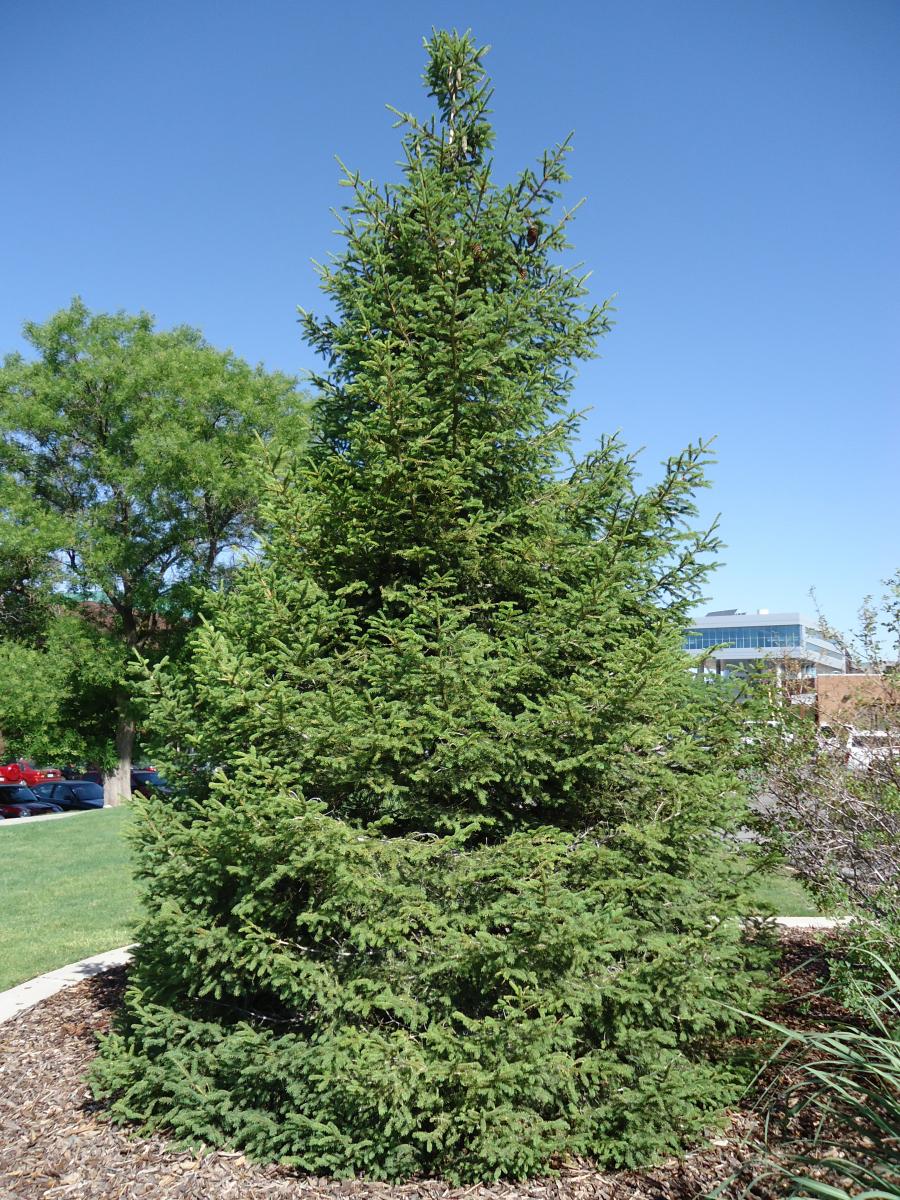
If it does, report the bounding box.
[104,704,135,807]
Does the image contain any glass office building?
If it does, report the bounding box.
[685,610,845,675]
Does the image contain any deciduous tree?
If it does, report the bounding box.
[0,299,303,801]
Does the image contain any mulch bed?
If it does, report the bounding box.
[0,933,833,1200]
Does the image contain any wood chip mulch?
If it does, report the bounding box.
[0,935,829,1200]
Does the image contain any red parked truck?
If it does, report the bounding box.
[0,760,64,786]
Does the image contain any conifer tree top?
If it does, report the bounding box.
[413,30,495,164]
[297,31,613,598]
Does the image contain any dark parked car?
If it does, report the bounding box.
[76,767,171,798]
[0,783,64,818]
[31,780,105,811]
[130,769,172,798]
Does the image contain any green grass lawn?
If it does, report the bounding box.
[0,805,820,993]
[748,869,820,918]
[0,806,141,990]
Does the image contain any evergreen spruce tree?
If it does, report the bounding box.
[93,32,770,1181]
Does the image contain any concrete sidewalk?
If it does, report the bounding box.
[0,946,135,1025]
[0,808,107,827]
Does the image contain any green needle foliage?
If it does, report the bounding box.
[93,31,770,1181]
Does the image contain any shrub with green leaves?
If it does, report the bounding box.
[92,31,770,1181]
[761,577,900,1011]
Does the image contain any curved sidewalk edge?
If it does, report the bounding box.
[0,918,842,1028]
[772,916,844,929]
[0,809,104,827]
[0,945,135,1026]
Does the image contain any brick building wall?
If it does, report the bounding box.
[816,673,900,727]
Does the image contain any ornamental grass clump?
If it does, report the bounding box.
[92,31,770,1181]
[728,957,900,1199]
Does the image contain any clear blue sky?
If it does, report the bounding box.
[2,0,897,634]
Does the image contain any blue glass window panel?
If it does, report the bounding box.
[684,624,802,650]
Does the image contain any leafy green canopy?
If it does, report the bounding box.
[0,299,303,769]
[93,32,769,1180]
